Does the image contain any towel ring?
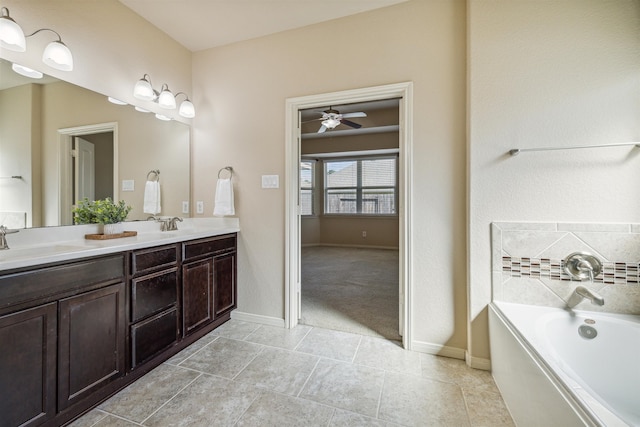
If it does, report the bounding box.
[147,169,160,181]
[218,166,233,179]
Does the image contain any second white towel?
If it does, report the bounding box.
[213,178,235,216]
[143,180,161,215]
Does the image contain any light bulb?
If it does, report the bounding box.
[107,97,127,105]
[155,113,171,121]
[42,40,73,71]
[158,88,176,109]
[133,75,155,101]
[0,8,26,52]
[178,99,195,118]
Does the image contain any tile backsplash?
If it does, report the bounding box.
[492,222,640,314]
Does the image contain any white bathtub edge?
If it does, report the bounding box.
[489,303,602,427]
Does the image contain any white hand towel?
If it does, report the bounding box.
[143,180,161,215]
[213,178,235,216]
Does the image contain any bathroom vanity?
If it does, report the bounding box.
[0,219,238,427]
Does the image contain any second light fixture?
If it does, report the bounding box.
[133,74,195,118]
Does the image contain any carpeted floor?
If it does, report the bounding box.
[300,246,401,341]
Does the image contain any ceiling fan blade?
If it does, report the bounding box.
[341,112,367,118]
[302,117,323,123]
[317,124,327,133]
[341,119,362,129]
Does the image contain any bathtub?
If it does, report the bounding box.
[489,301,640,427]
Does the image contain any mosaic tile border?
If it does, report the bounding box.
[502,256,640,285]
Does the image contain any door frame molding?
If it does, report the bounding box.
[284,82,414,349]
[57,122,118,225]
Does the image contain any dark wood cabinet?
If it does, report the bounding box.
[182,234,237,337]
[0,232,237,427]
[0,303,57,427]
[130,245,180,368]
[57,283,126,410]
[182,258,213,335]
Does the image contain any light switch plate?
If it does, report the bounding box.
[121,179,134,192]
[261,175,279,189]
[182,201,189,214]
[196,201,204,214]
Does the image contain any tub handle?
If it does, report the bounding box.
[563,252,602,281]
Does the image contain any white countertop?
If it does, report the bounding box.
[0,218,240,271]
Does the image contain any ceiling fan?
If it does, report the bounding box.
[306,107,367,133]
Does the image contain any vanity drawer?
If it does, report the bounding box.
[131,268,178,322]
[0,255,125,313]
[182,234,236,260]
[131,245,179,275]
[130,308,178,368]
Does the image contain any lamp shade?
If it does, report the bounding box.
[0,8,26,52]
[42,40,73,71]
[11,63,43,79]
[155,113,171,121]
[178,99,195,118]
[133,76,155,101]
[158,88,176,109]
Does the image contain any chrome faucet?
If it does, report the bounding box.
[0,225,19,250]
[566,285,605,308]
[168,217,183,231]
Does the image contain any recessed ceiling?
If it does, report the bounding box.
[119,0,410,52]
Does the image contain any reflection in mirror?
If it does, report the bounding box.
[0,59,190,228]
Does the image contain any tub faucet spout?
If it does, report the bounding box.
[566,285,604,308]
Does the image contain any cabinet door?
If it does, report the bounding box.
[182,258,213,336]
[58,283,126,410]
[0,303,57,427]
[213,252,236,318]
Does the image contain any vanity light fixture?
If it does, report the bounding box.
[157,84,176,109]
[155,113,172,121]
[132,74,195,118]
[175,92,195,118]
[0,7,74,71]
[135,106,151,113]
[11,63,43,79]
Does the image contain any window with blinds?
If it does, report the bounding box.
[324,156,397,215]
[300,160,314,215]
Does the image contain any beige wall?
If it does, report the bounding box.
[192,0,468,351]
[468,0,640,360]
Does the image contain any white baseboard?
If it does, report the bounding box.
[305,243,399,250]
[465,351,492,371]
[411,340,466,360]
[230,311,285,328]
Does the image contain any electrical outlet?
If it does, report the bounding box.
[182,201,189,214]
[362,231,367,238]
[196,201,204,214]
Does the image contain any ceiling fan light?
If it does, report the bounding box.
[135,106,151,113]
[0,8,26,52]
[158,88,176,109]
[155,113,172,121]
[322,118,340,129]
[42,40,73,71]
[133,75,155,101]
[178,99,195,118]
[11,63,43,79]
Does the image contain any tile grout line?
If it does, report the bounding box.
[230,345,267,381]
[375,370,387,421]
[138,372,203,425]
[292,325,314,352]
[351,335,364,363]
[168,335,220,367]
[296,357,323,398]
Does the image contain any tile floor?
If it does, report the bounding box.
[69,320,514,427]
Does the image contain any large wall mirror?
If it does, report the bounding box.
[0,59,190,228]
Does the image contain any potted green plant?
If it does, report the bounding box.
[73,198,132,235]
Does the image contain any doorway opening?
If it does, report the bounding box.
[299,99,401,341]
[58,122,118,225]
[285,82,413,349]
